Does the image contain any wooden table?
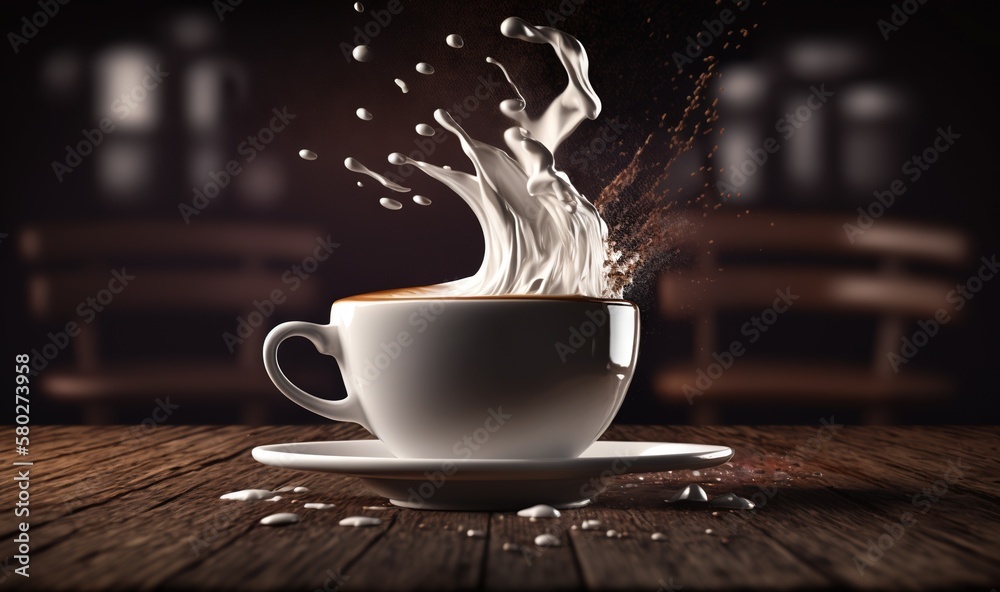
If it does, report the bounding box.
[2,425,998,590]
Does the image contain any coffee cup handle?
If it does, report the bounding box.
[263,321,371,431]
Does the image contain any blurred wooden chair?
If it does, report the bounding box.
[20,221,327,424]
[657,212,970,424]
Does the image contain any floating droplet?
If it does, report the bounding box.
[356,108,373,120]
[416,62,435,75]
[357,181,364,187]
[412,195,431,206]
[415,123,435,136]
[651,532,668,541]
[353,2,364,12]
[705,528,715,535]
[517,504,561,519]
[379,197,402,210]
[502,542,520,552]
[388,152,406,165]
[303,503,335,510]
[220,489,274,501]
[339,516,382,527]
[298,149,317,161]
[466,529,486,538]
[710,493,756,510]
[442,165,452,170]
[581,519,602,530]
[394,78,409,93]
[666,484,710,504]
[260,512,299,526]
[534,533,560,547]
[344,157,410,192]
[446,34,464,48]
[352,45,373,63]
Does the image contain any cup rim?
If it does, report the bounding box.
[338,291,638,306]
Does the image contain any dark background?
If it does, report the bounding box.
[2,0,998,425]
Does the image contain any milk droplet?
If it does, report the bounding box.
[415,123,435,136]
[275,486,296,493]
[388,152,406,165]
[692,470,702,477]
[357,181,364,187]
[415,62,435,75]
[362,506,391,511]
[534,533,560,547]
[344,157,410,192]
[517,504,561,519]
[412,195,431,206]
[651,532,668,541]
[394,78,409,93]
[298,149,317,161]
[705,528,715,535]
[502,542,520,552]
[710,493,756,510]
[442,165,452,170]
[666,484,710,504]
[446,34,464,48]
[303,503,335,510]
[339,516,382,527]
[380,197,402,210]
[260,512,299,526]
[353,2,364,12]
[352,45,373,63]
[605,529,621,538]
[220,489,274,501]
[466,529,486,538]
[356,108,373,120]
[581,519,602,530]
[292,486,309,493]
[266,496,284,502]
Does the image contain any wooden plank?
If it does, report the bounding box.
[2,426,997,591]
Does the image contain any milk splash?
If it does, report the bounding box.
[355,17,619,299]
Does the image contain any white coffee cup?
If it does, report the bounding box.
[263,294,640,459]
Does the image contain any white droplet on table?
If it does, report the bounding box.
[415,123,435,136]
[709,493,756,510]
[379,197,402,210]
[605,529,620,538]
[362,506,391,511]
[517,504,561,519]
[303,503,335,510]
[292,486,309,493]
[352,45,373,63]
[356,108,373,120]
[692,470,702,477]
[266,496,284,502]
[353,2,364,12]
[466,529,486,538]
[534,533,560,547]
[394,78,409,93]
[339,516,383,527]
[412,195,431,206]
[705,528,715,535]
[446,34,464,48]
[220,489,274,501]
[298,149,317,161]
[651,532,668,541]
[415,62,435,75]
[581,519,602,530]
[260,512,299,526]
[666,484,710,503]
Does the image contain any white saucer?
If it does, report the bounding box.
[252,440,733,510]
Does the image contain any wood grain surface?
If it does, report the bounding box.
[1,425,997,590]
